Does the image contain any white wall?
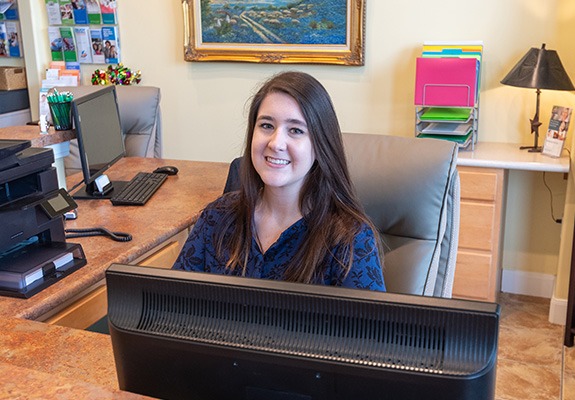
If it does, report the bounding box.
[14,0,575,294]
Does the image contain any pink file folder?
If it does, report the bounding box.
[414,57,479,107]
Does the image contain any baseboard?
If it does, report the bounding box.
[549,296,567,325]
[501,270,567,325]
[501,270,555,298]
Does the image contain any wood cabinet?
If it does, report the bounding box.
[452,166,506,302]
[40,229,189,329]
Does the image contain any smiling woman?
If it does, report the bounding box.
[172,71,385,292]
[183,0,366,65]
[250,91,315,201]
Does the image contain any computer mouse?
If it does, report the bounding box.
[153,166,179,176]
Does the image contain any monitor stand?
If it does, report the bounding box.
[72,175,128,200]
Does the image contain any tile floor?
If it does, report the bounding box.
[496,293,574,400]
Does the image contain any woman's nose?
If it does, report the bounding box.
[268,130,287,151]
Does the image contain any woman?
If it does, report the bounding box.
[173,71,385,291]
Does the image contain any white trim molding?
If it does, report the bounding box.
[501,270,556,298]
[549,296,567,325]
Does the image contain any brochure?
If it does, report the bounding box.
[0,22,7,57]
[59,26,77,62]
[99,0,116,24]
[45,0,62,25]
[5,20,20,57]
[71,0,88,24]
[102,25,119,63]
[48,26,64,61]
[542,105,572,158]
[90,28,105,63]
[73,26,92,63]
[58,0,74,25]
[86,0,101,24]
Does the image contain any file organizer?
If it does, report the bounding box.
[414,42,483,150]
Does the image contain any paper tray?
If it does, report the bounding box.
[0,241,87,298]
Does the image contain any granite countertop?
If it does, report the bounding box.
[0,157,228,321]
[0,317,152,399]
[0,125,75,147]
[0,157,229,399]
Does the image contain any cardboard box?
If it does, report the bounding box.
[0,67,27,91]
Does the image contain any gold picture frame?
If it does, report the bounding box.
[183,0,365,66]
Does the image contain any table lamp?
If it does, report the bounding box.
[501,43,574,152]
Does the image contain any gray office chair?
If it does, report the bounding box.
[224,133,460,298]
[63,85,162,174]
[342,133,460,298]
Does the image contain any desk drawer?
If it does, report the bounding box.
[459,201,496,251]
[453,251,495,301]
[459,168,500,201]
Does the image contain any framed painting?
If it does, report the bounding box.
[182,0,366,66]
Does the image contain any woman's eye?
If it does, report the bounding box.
[259,123,273,130]
[290,128,305,135]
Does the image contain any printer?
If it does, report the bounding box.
[0,139,86,298]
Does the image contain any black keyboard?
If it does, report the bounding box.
[110,172,167,206]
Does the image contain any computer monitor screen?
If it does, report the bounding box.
[106,264,500,400]
[70,86,125,199]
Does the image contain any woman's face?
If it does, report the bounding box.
[251,91,315,196]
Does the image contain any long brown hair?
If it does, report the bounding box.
[215,71,383,283]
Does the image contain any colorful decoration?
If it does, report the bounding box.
[91,63,142,85]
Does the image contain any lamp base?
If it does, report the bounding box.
[519,145,542,153]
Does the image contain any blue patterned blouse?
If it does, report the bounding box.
[172,194,385,291]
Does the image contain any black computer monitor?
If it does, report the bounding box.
[70,86,126,199]
[106,264,500,400]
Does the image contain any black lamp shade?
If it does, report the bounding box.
[501,44,575,91]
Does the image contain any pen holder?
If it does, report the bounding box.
[49,101,72,131]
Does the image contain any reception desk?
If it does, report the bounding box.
[0,140,570,397]
[0,157,229,322]
[0,157,228,398]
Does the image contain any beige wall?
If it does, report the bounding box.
[11,0,575,298]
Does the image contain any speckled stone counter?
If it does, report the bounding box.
[0,157,228,321]
[0,125,75,147]
[0,157,228,398]
[0,317,151,399]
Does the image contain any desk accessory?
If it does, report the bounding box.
[47,88,73,130]
[415,57,479,107]
[65,227,132,242]
[414,41,483,150]
[501,43,574,152]
[542,105,572,157]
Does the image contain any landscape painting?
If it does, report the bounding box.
[183,0,365,65]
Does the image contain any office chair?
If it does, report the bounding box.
[63,85,162,175]
[223,133,460,298]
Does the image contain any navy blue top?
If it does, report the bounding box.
[172,194,385,291]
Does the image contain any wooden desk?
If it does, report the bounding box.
[454,142,569,302]
[0,157,229,322]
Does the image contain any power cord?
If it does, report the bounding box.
[65,227,132,242]
[542,171,562,223]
